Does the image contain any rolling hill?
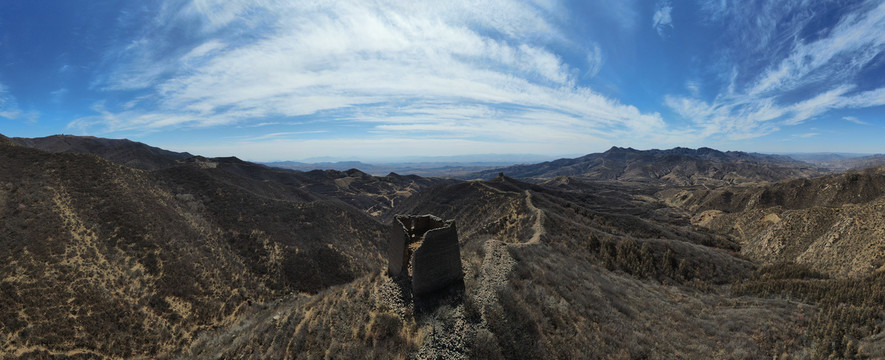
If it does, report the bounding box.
[10,135,192,170]
[1,134,884,358]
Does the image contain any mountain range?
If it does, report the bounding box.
[2,134,884,358]
[469,146,825,185]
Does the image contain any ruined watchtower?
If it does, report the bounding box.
[388,214,464,296]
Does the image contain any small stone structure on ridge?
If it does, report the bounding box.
[388,214,464,296]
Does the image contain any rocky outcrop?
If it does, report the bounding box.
[389,214,464,296]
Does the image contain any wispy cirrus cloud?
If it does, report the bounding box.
[70,0,674,152]
[793,132,820,138]
[842,116,870,125]
[0,83,22,120]
[585,43,603,78]
[652,1,673,38]
[665,0,885,140]
[236,131,329,142]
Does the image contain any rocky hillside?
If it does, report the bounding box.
[2,135,884,359]
[469,147,825,186]
[663,166,885,278]
[0,140,392,358]
[184,174,811,359]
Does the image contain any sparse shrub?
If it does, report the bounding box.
[366,311,402,345]
[468,328,504,360]
[734,265,885,358]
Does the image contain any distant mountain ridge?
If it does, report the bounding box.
[790,153,885,172]
[265,160,515,177]
[10,134,192,170]
[468,146,825,185]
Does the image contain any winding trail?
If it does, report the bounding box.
[474,180,508,194]
[522,189,545,246]
[472,189,545,319]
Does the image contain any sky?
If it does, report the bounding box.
[1,0,885,162]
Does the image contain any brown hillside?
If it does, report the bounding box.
[0,142,386,358]
[11,135,192,170]
[663,167,885,278]
[3,135,885,358]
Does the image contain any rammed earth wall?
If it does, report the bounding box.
[388,214,464,296]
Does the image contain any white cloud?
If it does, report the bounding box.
[748,2,885,96]
[0,83,22,120]
[585,44,603,78]
[181,40,226,63]
[50,88,69,104]
[665,1,885,141]
[652,1,673,38]
[793,132,819,138]
[842,116,870,125]
[685,81,700,97]
[597,1,639,30]
[78,0,674,149]
[236,131,328,142]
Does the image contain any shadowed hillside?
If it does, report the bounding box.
[0,140,388,357]
[11,135,192,170]
[2,135,884,359]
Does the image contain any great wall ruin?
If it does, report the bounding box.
[388,214,464,296]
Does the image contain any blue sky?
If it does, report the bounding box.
[1,0,885,161]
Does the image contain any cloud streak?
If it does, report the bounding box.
[0,83,22,120]
[652,1,673,38]
[666,1,885,140]
[72,0,674,150]
[842,116,870,125]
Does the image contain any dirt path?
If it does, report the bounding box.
[474,180,508,194]
[522,190,545,245]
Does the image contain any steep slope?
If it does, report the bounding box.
[10,134,192,170]
[664,166,885,277]
[185,175,821,359]
[4,135,884,358]
[0,142,387,358]
[9,133,447,220]
[469,147,824,185]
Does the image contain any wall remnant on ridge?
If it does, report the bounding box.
[388,214,464,296]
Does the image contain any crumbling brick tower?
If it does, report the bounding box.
[388,214,464,296]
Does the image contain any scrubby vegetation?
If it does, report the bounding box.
[4,136,885,358]
[734,263,885,358]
